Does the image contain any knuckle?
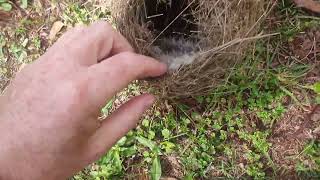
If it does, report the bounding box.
[73,24,87,31]
[117,52,138,68]
[59,25,88,43]
[116,52,145,76]
[94,20,111,30]
[69,25,89,38]
[93,21,113,40]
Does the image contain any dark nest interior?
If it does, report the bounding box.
[112,0,270,99]
[143,0,198,39]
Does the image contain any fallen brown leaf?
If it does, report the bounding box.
[294,0,320,13]
[49,21,64,41]
[0,11,11,23]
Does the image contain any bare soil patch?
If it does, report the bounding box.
[270,105,319,171]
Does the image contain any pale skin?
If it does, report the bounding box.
[0,21,167,180]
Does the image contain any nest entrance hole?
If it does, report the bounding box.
[143,0,198,40]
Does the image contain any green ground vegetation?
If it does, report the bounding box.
[0,1,319,179]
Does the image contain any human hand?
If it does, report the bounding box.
[0,21,167,180]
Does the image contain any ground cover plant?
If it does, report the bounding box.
[0,0,319,179]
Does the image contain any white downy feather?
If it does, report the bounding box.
[150,38,199,71]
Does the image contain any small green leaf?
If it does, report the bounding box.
[316,96,320,104]
[184,174,194,180]
[143,151,150,157]
[117,137,127,146]
[161,141,175,153]
[0,47,3,59]
[142,119,150,127]
[312,82,320,94]
[0,36,4,59]
[101,99,114,116]
[122,146,137,157]
[112,150,122,172]
[150,156,161,180]
[21,38,28,47]
[161,129,170,139]
[148,130,155,140]
[20,0,27,9]
[18,50,27,62]
[1,3,12,11]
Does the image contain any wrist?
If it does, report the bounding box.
[0,114,35,180]
[0,144,44,180]
[0,134,19,180]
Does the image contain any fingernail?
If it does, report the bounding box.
[144,94,156,106]
[159,63,168,74]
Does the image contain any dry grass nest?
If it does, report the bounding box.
[119,0,272,99]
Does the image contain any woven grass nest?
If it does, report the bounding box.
[112,0,271,99]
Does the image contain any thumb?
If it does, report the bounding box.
[86,94,155,162]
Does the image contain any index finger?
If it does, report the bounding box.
[86,52,167,107]
[50,21,134,66]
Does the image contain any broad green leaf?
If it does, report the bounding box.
[150,156,161,180]
[20,0,27,9]
[136,136,156,150]
[1,3,12,11]
[161,129,170,139]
